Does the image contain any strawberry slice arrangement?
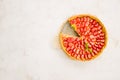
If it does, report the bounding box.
[59,15,107,61]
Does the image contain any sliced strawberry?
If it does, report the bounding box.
[88,54,92,59]
[80,54,85,60]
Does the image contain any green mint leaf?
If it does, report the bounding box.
[71,24,76,30]
[85,42,89,50]
[89,48,92,53]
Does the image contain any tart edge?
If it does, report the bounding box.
[59,14,108,61]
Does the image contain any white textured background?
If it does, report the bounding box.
[0,0,120,80]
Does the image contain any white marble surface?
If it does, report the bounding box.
[0,0,120,80]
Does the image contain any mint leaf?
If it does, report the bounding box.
[89,48,92,53]
[85,42,93,53]
[71,25,76,30]
[85,42,89,50]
